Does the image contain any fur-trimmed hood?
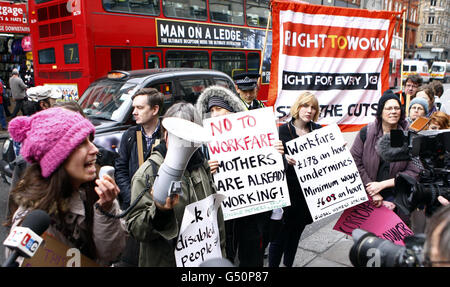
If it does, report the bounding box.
[196,85,246,119]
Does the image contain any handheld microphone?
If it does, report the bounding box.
[99,165,115,180]
[2,209,50,267]
[95,165,147,219]
[375,133,411,162]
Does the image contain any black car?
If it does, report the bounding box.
[79,68,237,153]
[0,68,237,184]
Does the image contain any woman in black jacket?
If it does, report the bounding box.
[269,92,321,267]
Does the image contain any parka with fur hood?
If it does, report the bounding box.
[195,85,247,119]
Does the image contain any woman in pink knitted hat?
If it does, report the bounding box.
[6,107,126,266]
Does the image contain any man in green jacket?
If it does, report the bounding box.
[125,102,226,267]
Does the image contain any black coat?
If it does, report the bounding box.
[279,119,322,226]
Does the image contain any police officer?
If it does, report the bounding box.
[233,72,265,110]
[232,72,273,266]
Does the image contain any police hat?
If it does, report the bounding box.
[232,72,260,91]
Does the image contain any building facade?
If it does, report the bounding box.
[415,0,449,62]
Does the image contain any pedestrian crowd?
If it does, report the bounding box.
[2,70,450,267]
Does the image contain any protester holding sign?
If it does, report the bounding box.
[126,102,226,267]
[350,90,420,215]
[269,92,321,267]
[6,108,126,266]
[196,85,246,264]
[196,86,285,267]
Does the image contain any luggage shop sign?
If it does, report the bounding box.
[203,108,291,221]
[285,124,368,221]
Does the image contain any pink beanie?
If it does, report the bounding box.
[8,107,95,178]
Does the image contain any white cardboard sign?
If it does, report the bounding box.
[286,123,368,221]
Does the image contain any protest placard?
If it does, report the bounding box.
[268,1,401,131]
[285,123,368,222]
[203,107,290,220]
[333,201,414,246]
[175,194,225,267]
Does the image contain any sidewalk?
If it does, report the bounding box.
[293,214,353,267]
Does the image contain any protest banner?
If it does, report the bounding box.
[285,123,368,222]
[175,194,225,267]
[333,201,414,246]
[268,1,401,131]
[21,233,100,267]
[203,107,290,220]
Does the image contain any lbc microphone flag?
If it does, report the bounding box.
[268,1,401,132]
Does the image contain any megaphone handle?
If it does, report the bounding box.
[169,181,183,197]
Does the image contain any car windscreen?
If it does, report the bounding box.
[78,80,138,122]
[431,65,444,72]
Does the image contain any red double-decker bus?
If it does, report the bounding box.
[28,0,272,101]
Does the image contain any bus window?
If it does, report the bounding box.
[163,0,207,20]
[248,52,260,72]
[246,0,271,28]
[38,48,56,64]
[64,44,80,64]
[147,55,160,69]
[166,51,209,69]
[178,78,208,104]
[209,0,244,25]
[212,51,245,78]
[103,0,160,15]
[111,49,131,71]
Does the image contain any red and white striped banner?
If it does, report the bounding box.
[268,1,401,132]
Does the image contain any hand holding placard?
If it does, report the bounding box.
[285,124,368,221]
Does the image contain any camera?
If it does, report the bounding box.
[390,129,450,217]
[349,229,426,267]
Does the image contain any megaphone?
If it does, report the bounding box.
[152,117,211,205]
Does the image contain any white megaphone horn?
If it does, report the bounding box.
[152,117,211,205]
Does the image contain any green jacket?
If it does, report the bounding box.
[126,143,226,267]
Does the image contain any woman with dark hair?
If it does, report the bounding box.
[268,91,321,267]
[126,101,226,267]
[350,90,420,212]
[6,107,126,266]
[53,100,86,117]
